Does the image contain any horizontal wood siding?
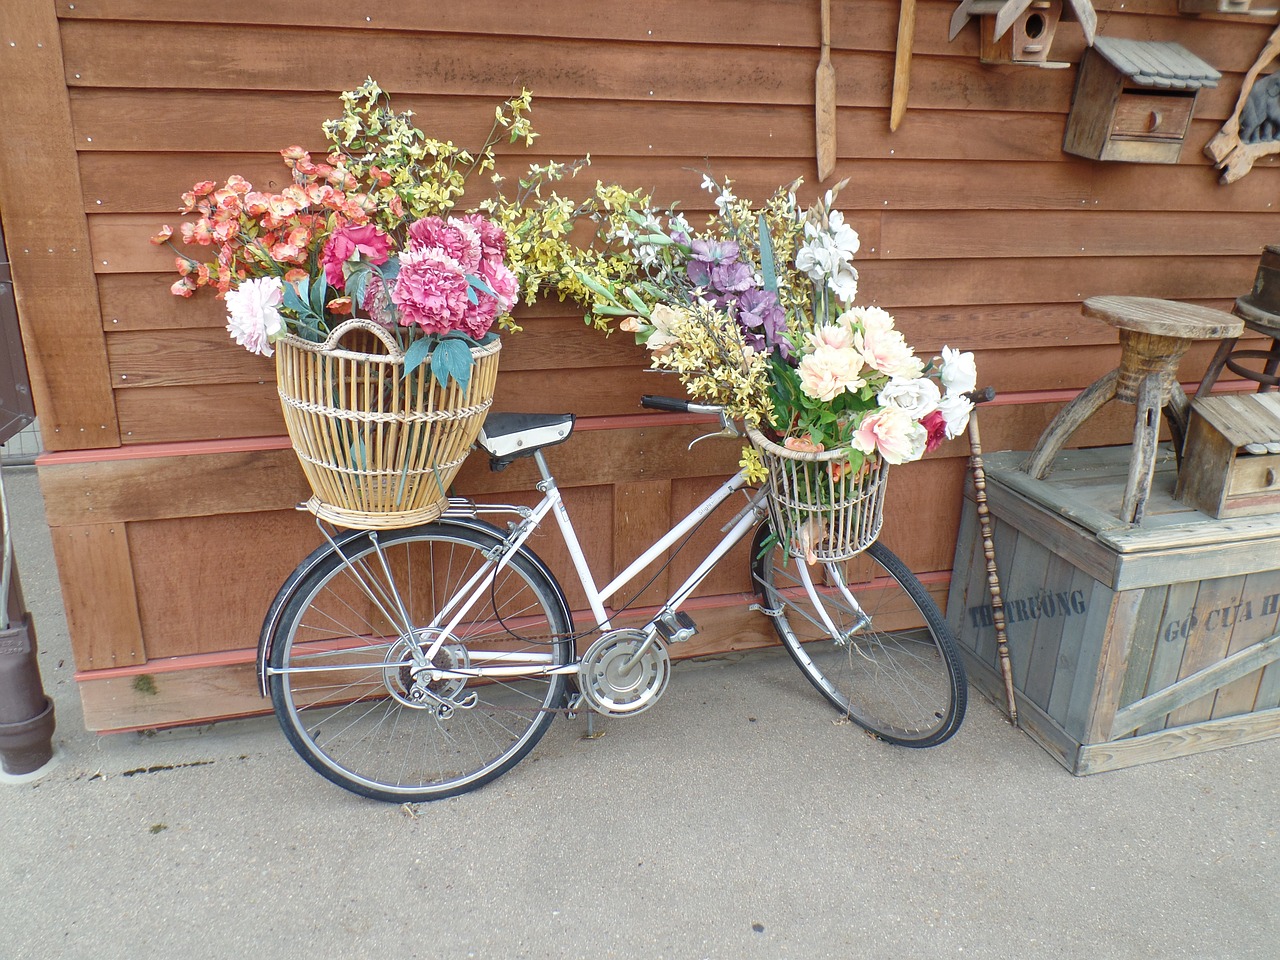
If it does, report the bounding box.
[4,1,1278,727]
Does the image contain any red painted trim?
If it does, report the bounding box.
[40,378,1254,468]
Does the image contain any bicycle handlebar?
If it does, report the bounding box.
[641,395,725,416]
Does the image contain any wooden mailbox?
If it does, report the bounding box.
[1064,37,1221,164]
[1176,394,1280,519]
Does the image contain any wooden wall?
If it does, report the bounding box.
[1,0,1277,729]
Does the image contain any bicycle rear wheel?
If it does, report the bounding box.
[752,525,966,746]
[268,522,573,802]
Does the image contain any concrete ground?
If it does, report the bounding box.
[1,464,1276,960]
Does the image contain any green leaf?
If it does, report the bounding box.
[758,213,778,295]
[310,274,327,316]
[432,336,473,392]
[621,287,648,314]
[465,272,497,299]
[402,337,433,378]
[283,282,310,317]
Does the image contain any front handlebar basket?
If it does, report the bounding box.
[747,427,889,562]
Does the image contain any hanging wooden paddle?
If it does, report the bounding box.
[890,0,916,132]
[815,0,836,181]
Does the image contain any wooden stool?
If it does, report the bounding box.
[1023,296,1243,525]
[1194,297,1280,398]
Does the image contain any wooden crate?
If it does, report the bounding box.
[947,446,1280,775]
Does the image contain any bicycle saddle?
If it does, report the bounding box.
[478,412,575,471]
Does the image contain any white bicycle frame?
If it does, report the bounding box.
[399,447,772,682]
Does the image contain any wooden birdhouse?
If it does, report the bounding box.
[1063,37,1221,164]
[949,0,1097,67]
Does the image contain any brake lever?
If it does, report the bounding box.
[687,411,741,450]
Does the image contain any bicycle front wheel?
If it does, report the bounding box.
[268,522,573,802]
[752,526,966,746]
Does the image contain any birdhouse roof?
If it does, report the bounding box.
[948,0,1097,45]
[1092,37,1221,90]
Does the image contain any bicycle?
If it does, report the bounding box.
[255,396,968,803]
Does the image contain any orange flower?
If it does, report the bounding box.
[243,192,272,216]
[270,241,304,263]
[280,145,309,164]
[191,180,217,197]
[283,268,308,284]
[174,256,192,276]
[225,174,252,195]
[267,195,299,219]
[150,224,173,245]
[783,435,824,455]
[281,185,309,208]
[326,297,353,316]
[170,277,196,298]
[369,165,393,188]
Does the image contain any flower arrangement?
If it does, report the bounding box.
[571,174,977,494]
[152,80,589,389]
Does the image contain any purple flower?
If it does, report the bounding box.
[737,288,789,357]
[686,238,742,289]
[710,260,754,295]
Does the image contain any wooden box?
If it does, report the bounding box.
[948,447,1280,775]
[1177,393,1280,519]
[1063,37,1220,164]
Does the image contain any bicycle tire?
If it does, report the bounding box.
[752,525,967,746]
[268,522,573,802]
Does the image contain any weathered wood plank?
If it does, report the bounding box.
[82,150,1280,216]
[1114,631,1280,736]
[1212,569,1280,719]
[613,480,674,608]
[0,3,119,451]
[1076,707,1280,775]
[47,524,145,671]
[881,210,1279,260]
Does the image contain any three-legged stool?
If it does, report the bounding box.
[1022,296,1243,525]
[1194,297,1280,398]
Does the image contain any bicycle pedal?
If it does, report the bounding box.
[654,610,698,644]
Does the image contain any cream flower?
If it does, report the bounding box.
[646,303,686,355]
[805,323,854,352]
[850,406,928,465]
[797,344,866,402]
[854,324,924,380]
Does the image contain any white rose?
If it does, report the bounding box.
[939,393,975,439]
[940,346,978,397]
[878,376,941,419]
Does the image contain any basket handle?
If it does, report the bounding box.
[316,317,405,360]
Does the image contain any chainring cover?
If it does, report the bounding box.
[577,628,670,716]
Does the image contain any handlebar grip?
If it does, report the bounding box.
[641,395,693,413]
[964,386,996,405]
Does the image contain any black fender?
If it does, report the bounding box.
[256,516,574,696]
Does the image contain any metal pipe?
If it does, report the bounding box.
[0,462,55,778]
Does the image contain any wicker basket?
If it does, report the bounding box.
[275,318,501,529]
[747,426,888,562]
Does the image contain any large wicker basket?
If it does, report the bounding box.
[275,318,501,529]
[747,426,888,562]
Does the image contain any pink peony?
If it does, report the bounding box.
[225,276,283,356]
[320,223,392,289]
[850,407,927,465]
[854,324,924,380]
[407,216,481,271]
[391,247,470,335]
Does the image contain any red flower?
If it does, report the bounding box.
[319,222,392,289]
[922,409,948,453]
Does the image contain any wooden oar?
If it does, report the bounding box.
[890,0,916,132]
[816,0,836,180]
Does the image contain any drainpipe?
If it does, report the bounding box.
[0,217,55,781]
[0,466,55,779]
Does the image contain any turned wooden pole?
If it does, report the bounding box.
[966,388,1018,725]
